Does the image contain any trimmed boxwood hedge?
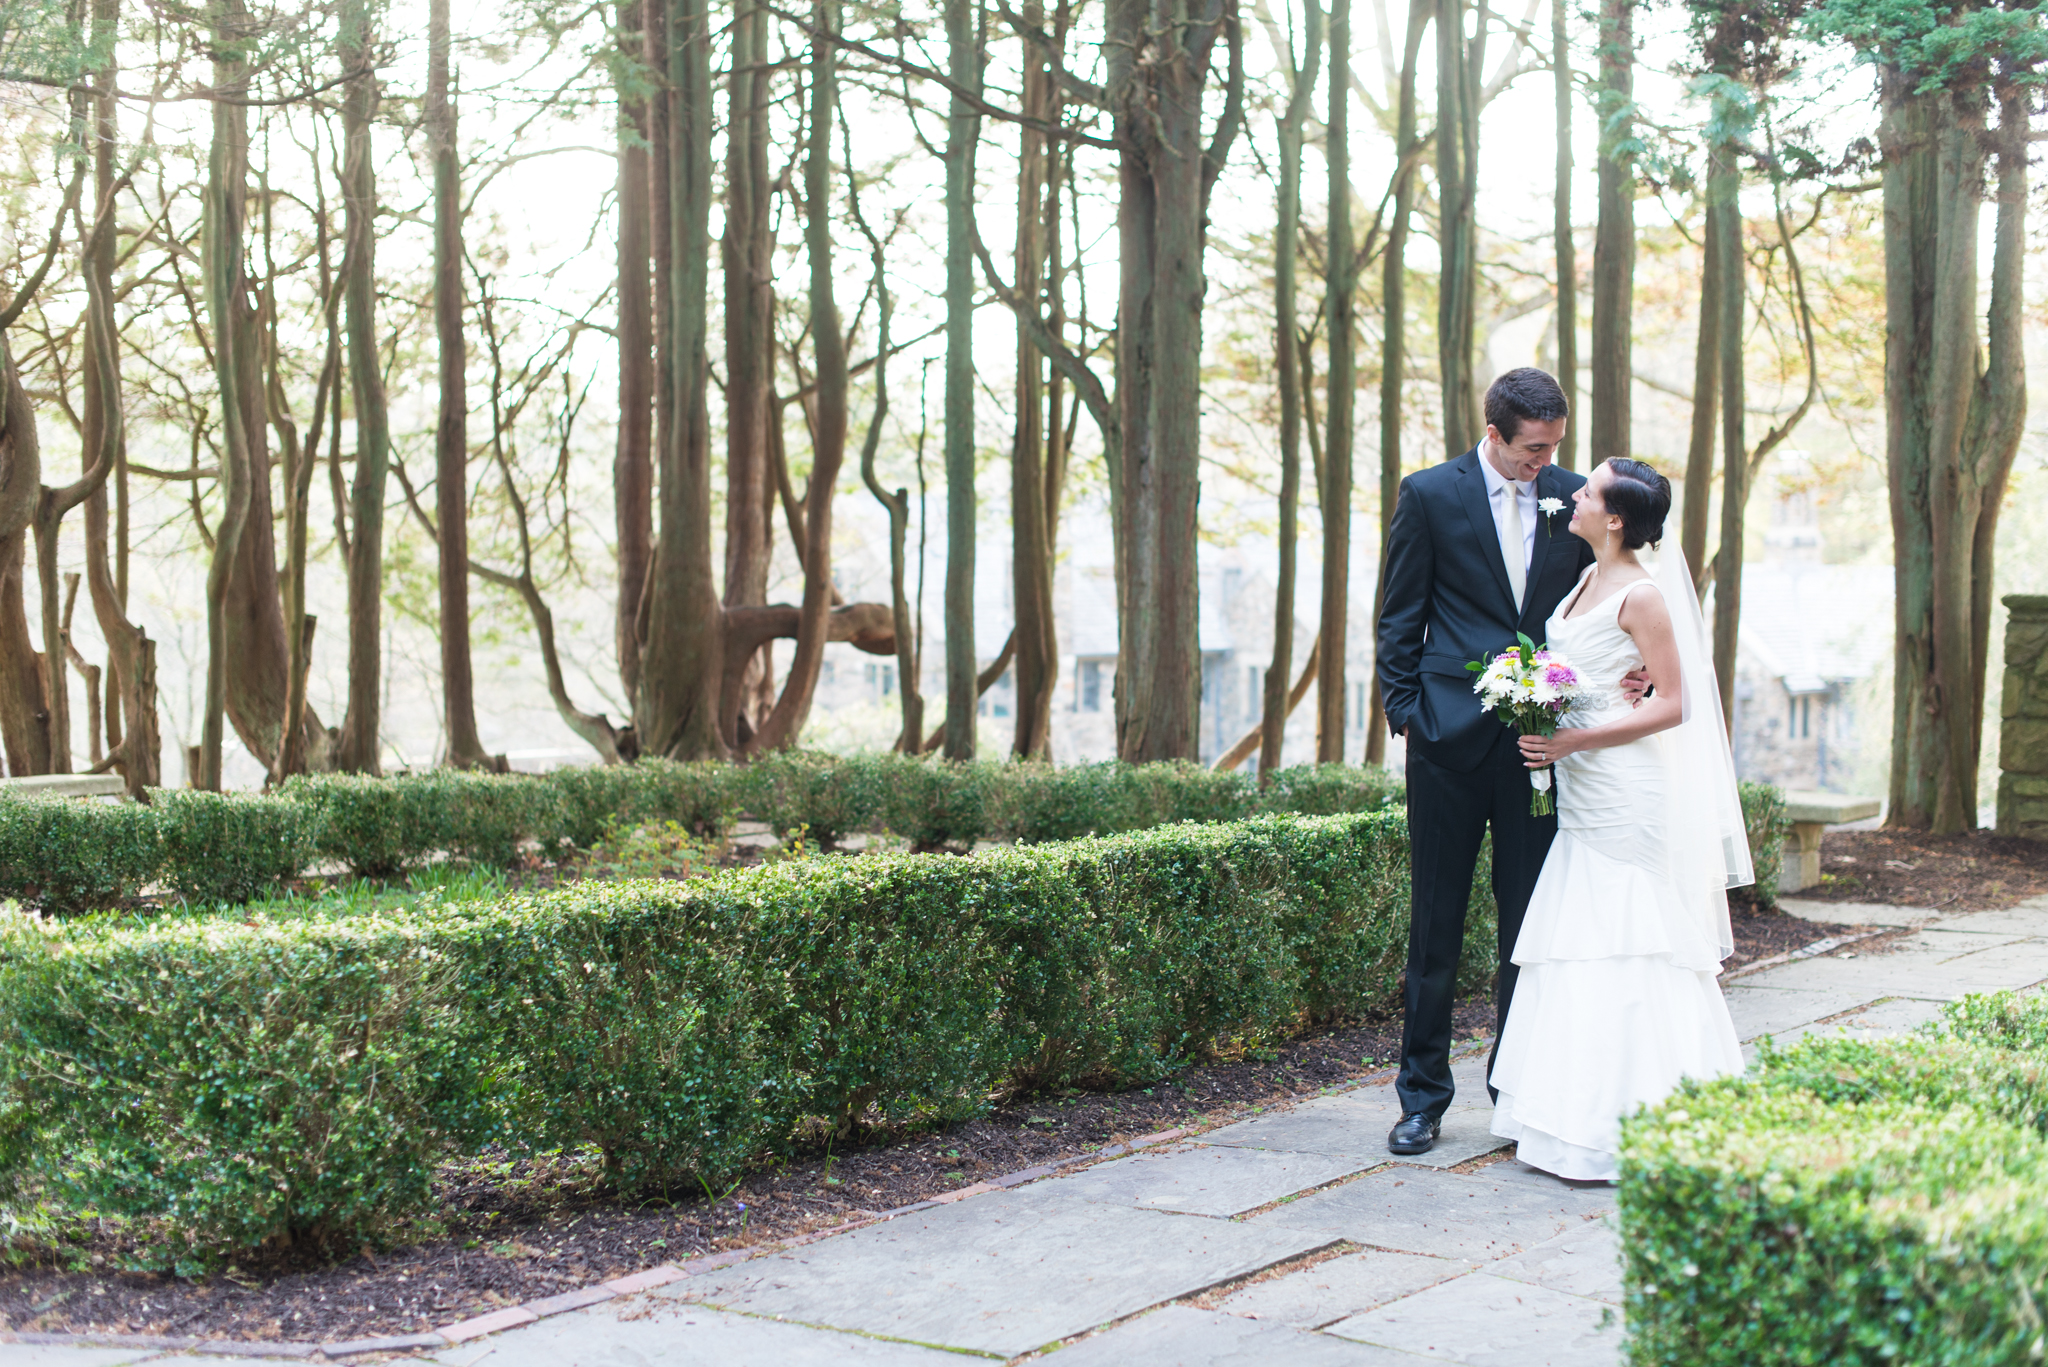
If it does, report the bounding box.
[1619,1008,2048,1367]
[0,755,1785,917]
[0,810,1453,1266]
[0,757,1405,911]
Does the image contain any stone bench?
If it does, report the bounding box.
[1777,791,1883,894]
[0,773,130,800]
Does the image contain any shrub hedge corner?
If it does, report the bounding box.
[0,808,1462,1263]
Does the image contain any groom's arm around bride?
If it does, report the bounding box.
[1374,368,1596,1155]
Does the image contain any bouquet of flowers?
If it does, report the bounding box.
[1467,633,1586,815]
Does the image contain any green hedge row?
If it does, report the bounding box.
[0,756,1405,913]
[0,754,1791,917]
[1618,990,2048,1366]
[0,809,1496,1268]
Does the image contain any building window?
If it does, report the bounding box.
[1077,660,1104,713]
[1247,665,1261,719]
[981,669,1014,719]
[864,661,896,699]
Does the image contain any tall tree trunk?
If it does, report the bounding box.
[1010,0,1057,759]
[0,337,53,777]
[1318,0,1353,763]
[430,0,487,768]
[942,0,982,760]
[615,0,654,718]
[201,0,256,790]
[1587,0,1632,466]
[1435,0,1482,457]
[1710,134,1745,728]
[1365,0,1425,766]
[277,143,345,781]
[337,0,392,774]
[741,0,848,754]
[633,0,724,759]
[79,0,159,794]
[1106,0,1241,762]
[1885,81,2027,833]
[1680,186,1725,590]
[722,0,778,746]
[1261,0,1322,779]
[1551,0,1577,470]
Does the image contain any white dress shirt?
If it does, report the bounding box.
[1477,442,1537,583]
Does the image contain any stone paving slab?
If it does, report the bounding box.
[1938,906,2048,935]
[1751,995,1951,1056]
[418,1301,965,1366]
[1059,1143,1371,1217]
[666,1182,1329,1357]
[1213,1249,1477,1327]
[1485,1217,1623,1306]
[1324,1271,1621,1366]
[1251,1166,1607,1262]
[1777,898,1933,926]
[1748,941,2048,998]
[1044,1307,1422,1365]
[0,1351,162,1367]
[1722,984,1885,1042]
[1197,1096,1508,1171]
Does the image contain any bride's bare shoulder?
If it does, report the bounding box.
[1615,576,1673,633]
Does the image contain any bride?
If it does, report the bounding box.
[1487,457,1748,1182]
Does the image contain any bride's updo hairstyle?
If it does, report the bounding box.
[1603,458,1671,550]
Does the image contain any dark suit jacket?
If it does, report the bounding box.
[1376,448,1596,774]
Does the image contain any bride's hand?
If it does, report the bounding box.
[1520,731,1576,767]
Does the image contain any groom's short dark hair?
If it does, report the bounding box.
[1483,368,1570,444]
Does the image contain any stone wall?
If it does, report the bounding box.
[1999,594,2048,840]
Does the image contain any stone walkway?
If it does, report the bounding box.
[7,895,2046,1367]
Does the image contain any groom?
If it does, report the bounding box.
[1375,368,1598,1155]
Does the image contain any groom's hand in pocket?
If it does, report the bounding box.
[1619,668,1652,705]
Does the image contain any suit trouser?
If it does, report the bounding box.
[1394,729,1558,1119]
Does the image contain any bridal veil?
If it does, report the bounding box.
[1651,544,1753,962]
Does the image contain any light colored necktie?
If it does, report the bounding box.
[1502,484,1527,613]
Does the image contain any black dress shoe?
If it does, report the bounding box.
[1387,1111,1440,1155]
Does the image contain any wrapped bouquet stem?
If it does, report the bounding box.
[1467,632,1587,816]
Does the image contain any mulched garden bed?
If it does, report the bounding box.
[1799,827,2048,913]
[0,996,1494,1345]
[0,865,1856,1348]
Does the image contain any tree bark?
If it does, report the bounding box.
[634,0,724,759]
[1551,0,1577,470]
[1010,0,1059,759]
[1588,0,1631,466]
[739,0,848,754]
[1261,0,1321,780]
[337,0,392,774]
[79,0,160,795]
[1365,0,1425,765]
[1318,0,1354,763]
[722,0,779,746]
[0,337,52,778]
[430,0,488,768]
[943,0,982,760]
[1884,81,2027,832]
[615,0,654,715]
[1682,155,1729,589]
[201,0,257,790]
[1106,0,1240,762]
[1435,0,1482,457]
[1710,136,1744,728]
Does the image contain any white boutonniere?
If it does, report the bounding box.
[1537,496,1566,536]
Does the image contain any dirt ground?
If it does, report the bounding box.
[1799,827,2048,913]
[0,894,1862,1347]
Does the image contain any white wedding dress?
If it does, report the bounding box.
[1489,564,1746,1181]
